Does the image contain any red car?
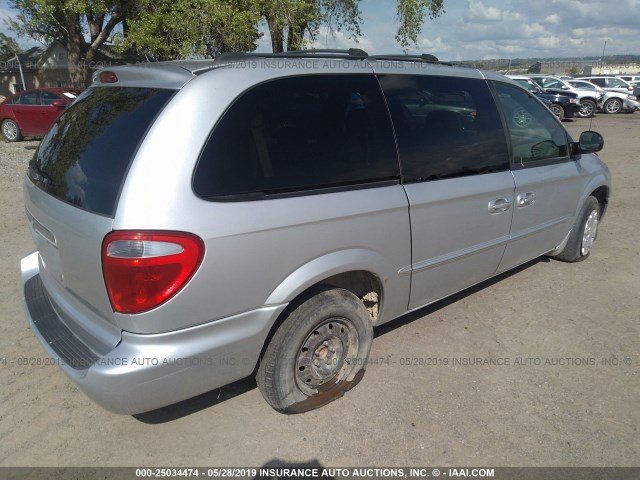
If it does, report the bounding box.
[0,87,82,142]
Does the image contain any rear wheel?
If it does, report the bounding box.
[555,196,600,262]
[603,98,622,114]
[578,99,596,118]
[257,287,373,413]
[2,119,22,142]
[550,104,565,120]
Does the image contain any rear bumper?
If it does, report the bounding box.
[21,251,286,415]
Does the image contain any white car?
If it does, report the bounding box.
[528,74,602,118]
[576,76,640,113]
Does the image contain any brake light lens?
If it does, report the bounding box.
[102,231,204,314]
[99,71,118,83]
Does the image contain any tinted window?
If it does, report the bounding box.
[607,78,627,88]
[494,83,569,165]
[379,75,509,182]
[16,91,39,105]
[28,87,174,216]
[41,91,62,105]
[193,75,398,199]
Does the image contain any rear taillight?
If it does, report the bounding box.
[102,231,204,314]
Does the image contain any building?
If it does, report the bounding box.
[0,40,136,99]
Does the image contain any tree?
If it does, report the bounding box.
[124,0,446,57]
[6,0,134,87]
[0,32,21,61]
[261,0,445,53]
[120,0,262,60]
[395,0,444,51]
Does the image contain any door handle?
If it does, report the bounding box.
[516,192,535,207]
[488,198,512,213]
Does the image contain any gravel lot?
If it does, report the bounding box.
[1,115,638,468]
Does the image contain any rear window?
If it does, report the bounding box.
[28,86,174,216]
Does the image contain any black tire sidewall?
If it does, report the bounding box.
[556,196,600,262]
[2,119,21,142]
[257,287,373,411]
[579,99,595,118]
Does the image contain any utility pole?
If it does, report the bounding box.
[600,40,607,74]
[11,54,27,92]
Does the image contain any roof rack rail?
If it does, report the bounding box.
[367,54,453,66]
[213,48,369,65]
[282,48,369,58]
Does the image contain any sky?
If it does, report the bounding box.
[1,0,639,61]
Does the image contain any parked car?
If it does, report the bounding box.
[527,74,601,118]
[576,76,640,113]
[616,75,640,84]
[566,79,607,116]
[568,79,639,114]
[0,87,81,142]
[578,76,634,95]
[21,51,610,415]
[507,75,580,120]
[628,80,640,99]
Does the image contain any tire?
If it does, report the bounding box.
[550,104,565,120]
[578,99,596,118]
[257,287,373,413]
[2,119,22,142]
[603,98,622,114]
[555,196,600,263]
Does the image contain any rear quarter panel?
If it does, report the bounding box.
[114,65,412,334]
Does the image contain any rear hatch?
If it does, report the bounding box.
[25,86,176,331]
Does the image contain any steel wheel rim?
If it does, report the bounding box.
[2,121,17,140]
[581,210,598,256]
[580,102,594,117]
[295,318,358,395]
[606,99,621,113]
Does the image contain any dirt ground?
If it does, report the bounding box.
[0,114,638,468]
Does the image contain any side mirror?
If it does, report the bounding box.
[51,100,66,108]
[575,131,604,154]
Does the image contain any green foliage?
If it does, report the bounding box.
[7,0,132,86]
[7,0,449,65]
[120,0,261,59]
[0,33,21,61]
[395,0,445,51]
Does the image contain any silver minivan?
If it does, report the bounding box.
[21,51,610,415]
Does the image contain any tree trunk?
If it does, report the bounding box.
[286,21,307,51]
[65,15,89,88]
[266,15,284,53]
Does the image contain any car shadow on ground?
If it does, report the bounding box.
[134,256,549,424]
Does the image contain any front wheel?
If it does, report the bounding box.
[2,119,22,142]
[603,98,622,114]
[257,288,373,413]
[555,196,600,262]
